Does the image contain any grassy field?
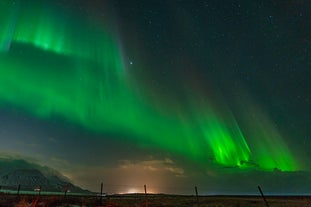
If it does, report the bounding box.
[1,193,311,207]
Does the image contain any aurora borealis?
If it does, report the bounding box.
[0,0,310,194]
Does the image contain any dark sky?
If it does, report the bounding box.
[0,0,310,194]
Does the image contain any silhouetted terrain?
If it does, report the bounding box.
[0,157,88,193]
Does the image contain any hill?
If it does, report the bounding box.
[0,157,89,193]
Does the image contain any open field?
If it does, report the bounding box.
[1,193,311,207]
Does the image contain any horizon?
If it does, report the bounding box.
[0,156,311,195]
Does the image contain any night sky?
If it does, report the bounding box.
[0,0,310,195]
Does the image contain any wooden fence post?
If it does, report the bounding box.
[195,186,199,207]
[144,184,148,207]
[100,182,103,205]
[17,184,21,195]
[258,186,270,207]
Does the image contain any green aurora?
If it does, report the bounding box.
[0,0,299,171]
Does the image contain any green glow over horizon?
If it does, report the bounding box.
[0,0,300,172]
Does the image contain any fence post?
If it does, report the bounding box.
[144,184,148,207]
[258,186,270,207]
[17,184,21,195]
[64,183,68,197]
[100,182,103,205]
[195,186,199,207]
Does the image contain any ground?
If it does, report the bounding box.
[0,193,310,207]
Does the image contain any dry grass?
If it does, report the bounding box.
[0,193,310,207]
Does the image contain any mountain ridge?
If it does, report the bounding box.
[0,157,89,193]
